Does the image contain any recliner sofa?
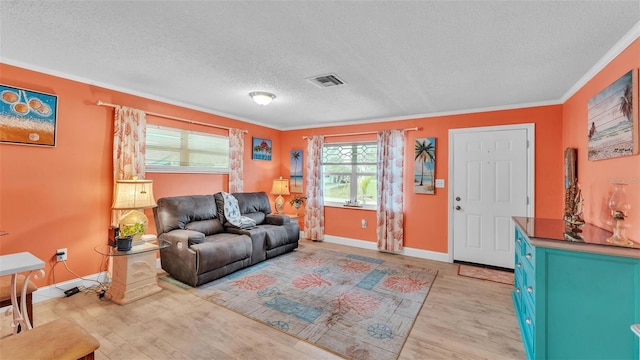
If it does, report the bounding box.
[153,191,299,287]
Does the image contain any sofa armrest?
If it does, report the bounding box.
[158,229,203,286]
[160,229,206,249]
[265,214,291,225]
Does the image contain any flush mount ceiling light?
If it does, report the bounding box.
[249,91,276,106]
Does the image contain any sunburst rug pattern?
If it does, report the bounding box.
[193,247,438,360]
[457,264,514,285]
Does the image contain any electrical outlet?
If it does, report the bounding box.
[56,248,67,262]
[361,219,367,228]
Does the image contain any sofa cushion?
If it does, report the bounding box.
[265,214,290,225]
[232,192,272,224]
[241,212,266,225]
[191,233,252,274]
[154,195,219,234]
[260,225,294,250]
[185,219,224,236]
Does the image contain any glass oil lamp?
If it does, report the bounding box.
[606,183,633,246]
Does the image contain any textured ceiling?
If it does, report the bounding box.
[1,1,639,130]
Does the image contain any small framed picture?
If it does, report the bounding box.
[1,84,58,147]
[252,137,272,160]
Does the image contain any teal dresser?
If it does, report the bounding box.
[513,217,640,360]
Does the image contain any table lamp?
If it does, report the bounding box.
[271,177,290,214]
[112,178,157,241]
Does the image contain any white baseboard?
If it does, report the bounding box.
[31,271,109,304]
[32,259,165,304]
[320,235,450,263]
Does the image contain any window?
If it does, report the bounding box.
[322,142,377,207]
[145,125,229,173]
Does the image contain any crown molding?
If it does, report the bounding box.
[560,20,640,103]
[0,58,280,131]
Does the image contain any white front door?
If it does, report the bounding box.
[449,125,533,269]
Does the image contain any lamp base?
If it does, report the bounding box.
[118,209,148,241]
[606,220,633,247]
[275,195,285,214]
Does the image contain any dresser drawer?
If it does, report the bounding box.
[521,262,535,312]
[518,234,535,265]
[521,295,535,358]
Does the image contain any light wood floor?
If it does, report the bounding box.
[15,240,525,359]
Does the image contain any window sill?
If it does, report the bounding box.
[324,203,376,211]
[146,166,229,174]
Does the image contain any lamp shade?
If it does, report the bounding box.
[250,91,276,106]
[112,179,157,210]
[271,178,290,196]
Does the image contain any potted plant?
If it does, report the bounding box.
[289,195,307,216]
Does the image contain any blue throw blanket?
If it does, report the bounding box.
[220,192,256,229]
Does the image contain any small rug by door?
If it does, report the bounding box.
[193,247,438,360]
[457,264,514,285]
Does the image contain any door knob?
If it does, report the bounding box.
[455,205,461,210]
[455,196,461,201]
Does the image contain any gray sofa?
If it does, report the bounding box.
[153,191,299,287]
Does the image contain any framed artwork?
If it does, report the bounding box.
[1,84,58,146]
[252,137,272,160]
[414,137,436,194]
[290,150,303,193]
[587,69,638,161]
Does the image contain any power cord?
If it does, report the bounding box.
[51,255,112,300]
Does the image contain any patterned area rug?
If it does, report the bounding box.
[193,247,438,360]
[457,264,514,285]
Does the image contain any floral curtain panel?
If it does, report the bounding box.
[304,135,325,241]
[112,106,147,226]
[228,128,244,193]
[376,129,405,252]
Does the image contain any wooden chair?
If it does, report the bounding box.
[0,274,37,330]
[0,318,100,359]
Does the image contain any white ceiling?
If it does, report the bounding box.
[1,1,639,130]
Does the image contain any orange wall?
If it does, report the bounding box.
[563,38,640,242]
[281,105,564,253]
[0,63,281,286]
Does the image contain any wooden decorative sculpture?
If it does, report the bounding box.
[563,148,584,241]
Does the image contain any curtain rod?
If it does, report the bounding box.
[96,100,248,133]
[302,127,420,139]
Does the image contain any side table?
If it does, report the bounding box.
[0,252,44,333]
[95,240,170,305]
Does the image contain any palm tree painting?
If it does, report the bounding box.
[414,137,436,194]
[290,150,303,193]
[587,69,637,160]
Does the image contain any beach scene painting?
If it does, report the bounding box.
[290,150,303,193]
[414,137,436,194]
[252,137,272,160]
[1,84,57,146]
[587,69,638,161]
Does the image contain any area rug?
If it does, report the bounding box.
[457,264,514,285]
[193,247,438,360]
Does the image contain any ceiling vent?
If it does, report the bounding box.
[307,73,346,88]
